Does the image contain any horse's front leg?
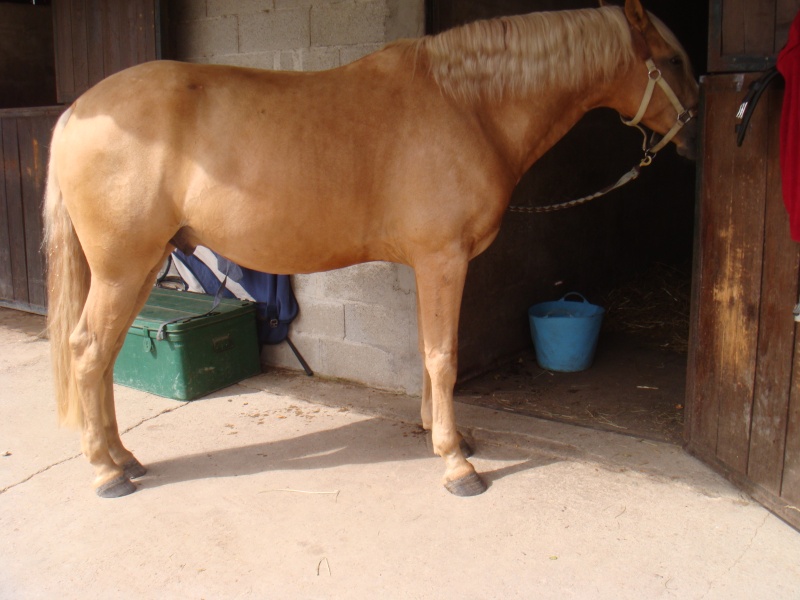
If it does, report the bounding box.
[416,286,474,459]
[416,285,434,430]
[415,257,486,496]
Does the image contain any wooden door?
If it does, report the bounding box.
[686,73,800,530]
[0,0,161,313]
[685,0,800,532]
[0,107,63,314]
[52,0,161,104]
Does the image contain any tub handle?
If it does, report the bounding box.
[560,292,589,303]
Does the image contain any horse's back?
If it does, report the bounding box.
[54,53,512,273]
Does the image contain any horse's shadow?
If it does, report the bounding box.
[136,417,553,491]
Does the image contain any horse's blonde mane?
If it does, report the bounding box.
[411,6,639,102]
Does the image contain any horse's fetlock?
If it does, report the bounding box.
[432,429,461,458]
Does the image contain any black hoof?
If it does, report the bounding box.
[96,474,136,498]
[444,471,487,497]
[122,458,147,479]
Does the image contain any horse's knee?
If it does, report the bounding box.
[423,349,457,387]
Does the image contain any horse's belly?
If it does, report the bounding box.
[211,232,377,275]
[182,200,386,275]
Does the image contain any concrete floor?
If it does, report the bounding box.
[2,307,800,600]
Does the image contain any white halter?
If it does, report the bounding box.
[623,58,696,162]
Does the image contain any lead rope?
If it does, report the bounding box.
[509,58,696,214]
[507,129,655,214]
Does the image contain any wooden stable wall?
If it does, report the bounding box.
[0,4,57,109]
[0,0,161,313]
[0,108,62,314]
[52,0,160,104]
[709,0,800,72]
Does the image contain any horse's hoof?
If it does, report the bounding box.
[96,474,136,498]
[122,458,147,479]
[444,471,487,497]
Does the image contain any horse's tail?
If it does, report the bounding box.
[43,106,88,429]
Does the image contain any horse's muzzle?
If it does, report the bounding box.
[675,119,698,161]
[676,138,697,160]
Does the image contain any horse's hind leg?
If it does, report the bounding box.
[415,255,486,496]
[102,370,146,479]
[100,250,172,482]
[72,264,166,497]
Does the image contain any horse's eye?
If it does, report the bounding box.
[669,56,684,67]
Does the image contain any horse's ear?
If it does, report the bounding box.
[623,0,654,58]
[624,0,651,33]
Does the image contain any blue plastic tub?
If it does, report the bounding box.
[527,293,605,372]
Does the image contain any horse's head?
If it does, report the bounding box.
[612,0,699,160]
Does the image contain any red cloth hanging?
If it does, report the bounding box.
[778,11,800,241]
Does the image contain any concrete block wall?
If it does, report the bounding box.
[168,0,425,394]
[170,0,423,71]
[263,264,421,394]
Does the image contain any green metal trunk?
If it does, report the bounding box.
[114,288,261,400]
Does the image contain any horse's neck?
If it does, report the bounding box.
[418,8,632,178]
[476,82,608,180]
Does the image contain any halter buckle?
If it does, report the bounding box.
[648,67,662,81]
[678,109,695,125]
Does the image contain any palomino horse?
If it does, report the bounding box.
[44,0,698,498]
